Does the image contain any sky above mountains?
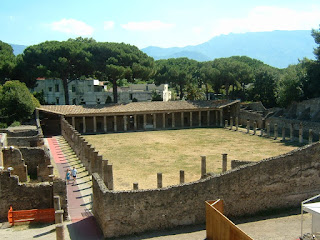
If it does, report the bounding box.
[1,0,320,49]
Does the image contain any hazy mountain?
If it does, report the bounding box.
[142,30,317,68]
[10,44,27,55]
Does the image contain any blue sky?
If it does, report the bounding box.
[1,0,320,49]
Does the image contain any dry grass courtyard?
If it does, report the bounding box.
[85,128,298,190]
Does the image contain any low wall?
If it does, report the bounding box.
[92,142,320,238]
[61,117,106,178]
[0,171,67,220]
[231,160,253,169]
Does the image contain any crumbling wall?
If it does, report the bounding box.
[19,147,51,181]
[92,143,320,238]
[0,171,67,220]
[2,147,28,182]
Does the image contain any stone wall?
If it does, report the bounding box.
[61,117,107,178]
[239,110,264,129]
[2,147,28,182]
[231,160,253,169]
[0,170,67,220]
[1,125,44,147]
[19,147,51,181]
[92,143,320,238]
[265,117,320,141]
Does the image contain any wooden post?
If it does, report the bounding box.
[157,173,162,188]
[222,153,227,172]
[201,156,206,178]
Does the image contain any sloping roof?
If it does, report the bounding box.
[37,100,239,116]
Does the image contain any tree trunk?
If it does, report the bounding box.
[179,84,184,99]
[225,84,230,99]
[113,79,118,103]
[62,78,69,105]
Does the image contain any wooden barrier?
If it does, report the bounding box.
[8,206,55,226]
[206,200,253,240]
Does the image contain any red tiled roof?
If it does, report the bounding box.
[37,100,239,116]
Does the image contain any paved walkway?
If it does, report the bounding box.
[46,136,103,240]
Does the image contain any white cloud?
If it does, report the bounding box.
[104,21,115,30]
[50,18,94,36]
[211,6,320,37]
[121,20,174,31]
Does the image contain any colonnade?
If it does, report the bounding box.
[68,109,226,134]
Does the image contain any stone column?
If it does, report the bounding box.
[143,114,147,130]
[35,109,40,120]
[113,116,117,132]
[133,183,139,190]
[260,129,264,137]
[190,112,193,127]
[181,112,184,128]
[72,117,75,128]
[134,115,137,130]
[199,111,202,127]
[172,113,175,128]
[93,116,97,133]
[220,110,223,127]
[54,195,61,210]
[56,224,65,240]
[253,121,257,135]
[123,116,128,131]
[103,116,107,132]
[309,129,313,144]
[157,173,162,188]
[222,153,227,172]
[55,209,64,224]
[235,117,239,131]
[246,120,250,134]
[82,116,86,133]
[162,113,166,129]
[290,123,294,141]
[299,123,303,143]
[107,164,114,190]
[153,114,157,129]
[207,111,210,126]
[274,123,278,140]
[282,126,286,141]
[267,123,270,137]
[201,156,206,178]
[102,159,109,187]
[180,170,185,184]
[225,120,228,128]
[229,117,233,130]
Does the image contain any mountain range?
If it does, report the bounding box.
[142,30,317,68]
[10,30,317,69]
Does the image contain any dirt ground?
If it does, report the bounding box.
[0,210,313,240]
[85,128,297,190]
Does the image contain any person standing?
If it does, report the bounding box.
[65,169,71,184]
[71,167,77,185]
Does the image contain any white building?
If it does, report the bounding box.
[32,78,171,105]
